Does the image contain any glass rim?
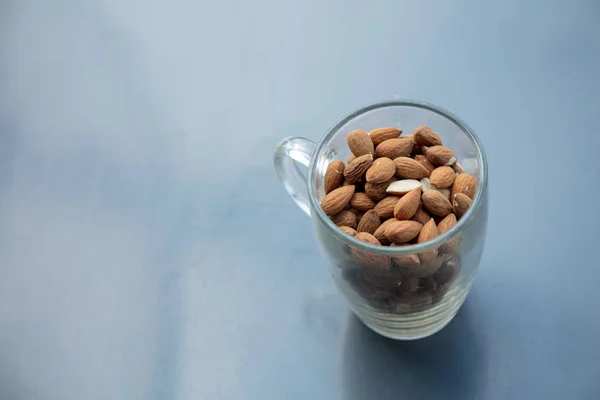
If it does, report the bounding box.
[306,99,488,255]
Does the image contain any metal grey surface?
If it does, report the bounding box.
[1,1,599,399]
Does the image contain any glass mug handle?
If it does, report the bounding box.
[274,137,317,217]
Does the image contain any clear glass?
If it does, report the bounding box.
[274,100,488,340]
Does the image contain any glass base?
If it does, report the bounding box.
[350,288,469,340]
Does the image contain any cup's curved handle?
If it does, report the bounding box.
[274,137,317,217]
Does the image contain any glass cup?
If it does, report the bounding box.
[274,100,488,340]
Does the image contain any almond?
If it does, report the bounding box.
[425,145,456,166]
[422,189,453,217]
[373,218,396,245]
[343,154,373,183]
[430,166,456,188]
[393,157,429,179]
[412,206,432,225]
[453,193,473,219]
[438,213,459,254]
[356,209,381,234]
[352,233,390,271]
[385,220,423,243]
[369,127,402,147]
[414,126,442,146]
[366,157,396,183]
[330,210,357,229]
[324,160,345,194]
[339,226,357,237]
[347,154,356,164]
[347,129,374,157]
[417,218,438,262]
[391,244,421,269]
[412,255,444,278]
[350,192,376,211]
[375,138,414,159]
[365,177,396,202]
[397,274,420,291]
[420,178,451,198]
[437,213,457,235]
[386,179,421,195]
[355,231,380,245]
[393,187,421,220]
[451,173,477,200]
[414,154,435,176]
[321,185,355,215]
[374,195,401,219]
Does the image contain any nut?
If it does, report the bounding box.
[393,187,421,220]
[339,226,357,236]
[356,209,381,234]
[414,126,442,146]
[453,192,473,219]
[324,160,345,194]
[373,218,397,245]
[414,154,435,176]
[393,156,430,179]
[422,189,453,217]
[374,195,401,219]
[369,127,402,147]
[451,173,477,200]
[425,145,456,166]
[347,129,374,157]
[420,177,451,198]
[350,192,376,211]
[365,177,396,202]
[321,185,355,215]
[375,138,414,159]
[417,218,438,263]
[385,220,423,243]
[386,179,421,195]
[366,157,396,183]
[344,154,373,183]
[330,210,357,229]
[430,166,456,188]
[412,206,432,225]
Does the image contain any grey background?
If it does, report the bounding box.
[1,0,599,399]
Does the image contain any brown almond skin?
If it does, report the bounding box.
[365,177,396,202]
[330,210,357,229]
[422,189,453,217]
[412,206,432,225]
[393,187,421,220]
[414,126,442,146]
[374,196,401,219]
[437,213,457,235]
[430,166,456,188]
[426,146,456,166]
[373,218,396,245]
[321,185,355,215]
[339,226,357,237]
[355,232,381,245]
[344,154,373,183]
[453,163,464,174]
[369,127,402,147]
[375,138,414,159]
[417,218,439,262]
[385,220,423,243]
[350,192,376,211]
[324,160,345,194]
[451,173,477,200]
[366,157,396,183]
[356,209,381,234]
[347,129,374,157]
[393,156,430,179]
[414,154,436,177]
[347,154,356,164]
[453,193,473,219]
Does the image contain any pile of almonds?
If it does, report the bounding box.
[320,126,477,313]
[321,126,476,249]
